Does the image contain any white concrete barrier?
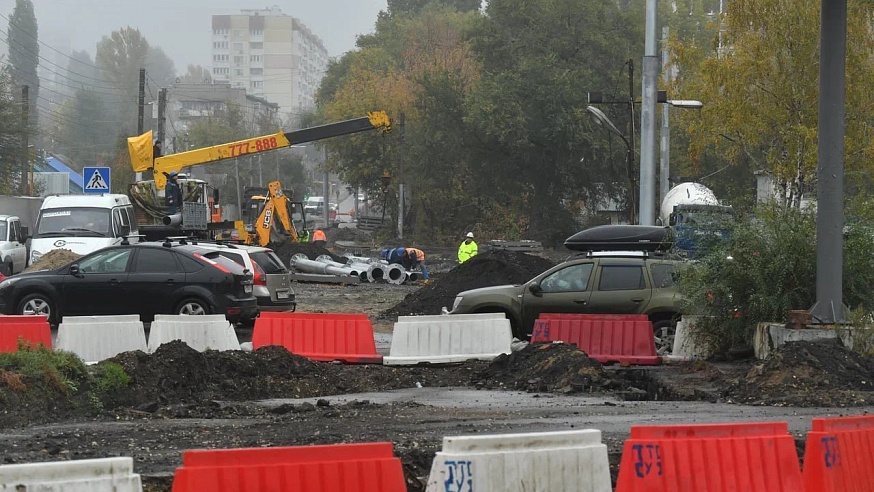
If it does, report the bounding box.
[56,316,147,363]
[148,315,240,353]
[425,430,611,492]
[383,317,512,365]
[0,457,142,491]
[398,313,507,322]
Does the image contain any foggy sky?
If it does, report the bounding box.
[0,0,388,72]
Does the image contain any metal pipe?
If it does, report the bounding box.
[162,214,182,226]
[344,254,376,264]
[385,264,405,285]
[291,254,358,277]
[367,264,385,282]
[405,271,419,283]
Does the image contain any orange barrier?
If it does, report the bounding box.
[803,415,874,491]
[172,442,406,492]
[0,315,52,352]
[252,311,382,364]
[615,422,803,491]
[532,317,659,365]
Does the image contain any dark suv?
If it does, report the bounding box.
[448,251,683,348]
[0,241,258,324]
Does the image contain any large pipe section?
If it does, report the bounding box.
[162,214,182,226]
[291,254,360,278]
[385,264,405,285]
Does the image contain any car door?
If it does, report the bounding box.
[9,220,26,273]
[586,260,652,314]
[520,262,594,333]
[62,247,133,316]
[126,248,186,318]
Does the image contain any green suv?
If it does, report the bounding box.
[448,251,684,352]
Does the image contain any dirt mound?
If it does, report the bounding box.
[24,249,81,272]
[724,339,874,406]
[272,242,347,266]
[383,250,557,317]
[474,343,611,393]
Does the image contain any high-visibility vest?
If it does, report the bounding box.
[312,229,327,241]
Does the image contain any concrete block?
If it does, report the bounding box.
[0,456,142,491]
[56,317,147,363]
[664,315,712,364]
[148,315,240,353]
[753,322,850,359]
[384,317,512,365]
[425,430,610,492]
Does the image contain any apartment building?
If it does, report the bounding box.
[210,6,329,124]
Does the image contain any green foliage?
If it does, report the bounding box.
[677,202,874,353]
[7,0,39,131]
[0,65,25,194]
[0,344,87,395]
[93,362,130,393]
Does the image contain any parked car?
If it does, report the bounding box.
[448,250,684,348]
[0,241,258,324]
[188,242,296,313]
[0,215,28,275]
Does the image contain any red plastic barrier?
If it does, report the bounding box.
[0,315,52,352]
[252,311,382,364]
[532,317,659,365]
[802,415,874,492]
[616,422,803,491]
[172,442,406,492]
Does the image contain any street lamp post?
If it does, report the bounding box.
[586,106,636,224]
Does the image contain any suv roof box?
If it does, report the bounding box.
[564,225,673,252]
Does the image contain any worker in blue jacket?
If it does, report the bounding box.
[381,247,407,265]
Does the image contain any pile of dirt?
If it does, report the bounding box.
[724,339,874,406]
[272,242,347,266]
[382,250,557,317]
[473,343,613,393]
[24,249,81,273]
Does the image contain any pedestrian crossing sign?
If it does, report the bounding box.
[83,167,111,194]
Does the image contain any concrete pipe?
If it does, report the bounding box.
[162,214,183,226]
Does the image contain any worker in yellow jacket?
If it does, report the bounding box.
[458,232,478,264]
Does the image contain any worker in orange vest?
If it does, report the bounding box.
[312,228,327,248]
[404,247,429,280]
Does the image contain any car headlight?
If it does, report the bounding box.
[452,296,463,311]
[0,277,21,289]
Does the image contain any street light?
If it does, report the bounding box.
[587,105,636,223]
[667,100,703,109]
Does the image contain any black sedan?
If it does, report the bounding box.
[0,242,258,324]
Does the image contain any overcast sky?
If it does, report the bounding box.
[0,0,387,72]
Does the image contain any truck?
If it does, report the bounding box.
[0,215,28,275]
[659,182,734,256]
[126,111,392,241]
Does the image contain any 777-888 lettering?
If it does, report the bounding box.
[228,136,279,157]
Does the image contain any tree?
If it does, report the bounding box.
[66,50,100,91]
[0,66,24,193]
[179,65,212,84]
[146,46,177,88]
[670,0,874,208]
[95,27,151,132]
[7,0,39,136]
[384,0,481,17]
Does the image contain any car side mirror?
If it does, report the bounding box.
[528,283,543,297]
[69,264,80,275]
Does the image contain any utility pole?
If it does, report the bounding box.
[397,112,405,239]
[323,146,329,230]
[627,59,636,225]
[639,0,659,225]
[157,88,167,150]
[136,68,146,182]
[659,27,671,207]
[20,86,28,196]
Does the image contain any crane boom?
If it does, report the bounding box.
[128,111,391,189]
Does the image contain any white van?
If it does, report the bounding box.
[29,194,140,265]
[304,196,326,216]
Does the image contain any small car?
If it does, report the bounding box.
[188,242,296,313]
[0,241,258,324]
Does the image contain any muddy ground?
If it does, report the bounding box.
[2,249,873,491]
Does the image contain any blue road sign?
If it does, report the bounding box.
[83,167,111,194]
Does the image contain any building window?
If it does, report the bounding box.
[250,55,262,63]
[235,69,243,76]
[234,56,244,65]
[250,68,263,75]
[250,42,263,50]
[251,29,263,36]
[233,29,242,37]
[251,81,263,89]
[234,42,244,51]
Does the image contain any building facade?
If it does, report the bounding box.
[210,6,329,124]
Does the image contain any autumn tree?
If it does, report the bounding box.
[7,0,39,133]
[95,27,151,133]
[670,0,874,208]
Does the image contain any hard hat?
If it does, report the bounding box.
[168,171,179,179]
[466,232,474,238]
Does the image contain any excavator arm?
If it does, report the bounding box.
[128,111,391,190]
[253,181,299,247]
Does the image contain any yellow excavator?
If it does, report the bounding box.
[126,111,391,244]
[235,180,303,247]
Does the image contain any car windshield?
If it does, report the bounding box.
[0,222,6,241]
[35,208,111,237]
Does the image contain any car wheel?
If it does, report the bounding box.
[17,293,56,323]
[176,298,210,316]
[653,319,676,356]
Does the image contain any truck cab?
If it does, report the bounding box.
[0,215,28,275]
[128,174,214,241]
